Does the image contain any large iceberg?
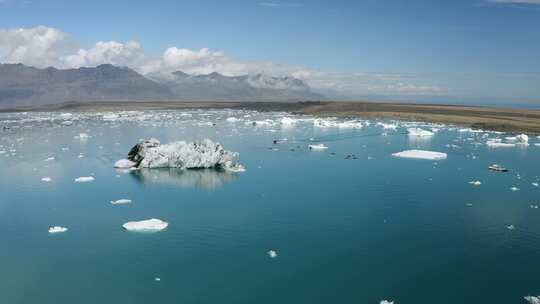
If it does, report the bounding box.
[115,138,245,172]
[392,149,447,160]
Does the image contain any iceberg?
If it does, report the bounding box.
[111,199,132,205]
[407,128,434,137]
[75,176,95,183]
[48,226,68,233]
[308,144,328,150]
[469,180,481,186]
[122,218,168,231]
[41,177,52,182]
[392,150,447,160]
[115,138,245,172]
[380,301,394,304]
[486,139,515,148]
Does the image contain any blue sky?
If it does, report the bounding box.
[0,0,539,103]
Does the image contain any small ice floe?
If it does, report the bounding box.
[466,203,473,207]
[61,147,69,151]
[530,205,539,209]
[524,295,540,304]
[75,133,89,140]
[280,117,297,126]
[48,226,68,233]
[516,134,529,146]
[407,128,434,137]
[41,177,52,182]
[45,157,55,161]
[380,300,394,304]
[392,150,447,160]
[308,144,328,150]
[78,153,84,159]
[114,158,137,169]
[59,113,73,119]
[511,187,520,191]
[507,224,515,230]
[533,183,539,187]
[102,113,119,121]
[486,139,515,148]
[267,250,278,258]
[122,218,168,232]
[226,117,240,122]
[111,199,132,205]
[469,180,482,186]
[74,176,94,183]
[155,277,161,282]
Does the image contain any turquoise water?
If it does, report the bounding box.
[1,110,539,304]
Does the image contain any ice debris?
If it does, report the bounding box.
[392,150,447,160]
[122,218,168,231]
[407,128,434,137]
[469,180,482,186]
[308,144,328,150]
[48,226,68,233]
[267,250,278,258]
[524,296,540,304]
[74,176,94,183]
[41,177,52,182]
[116,138,245,172]
[111,199,132,205]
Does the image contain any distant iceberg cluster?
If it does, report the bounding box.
[115,138,245,172]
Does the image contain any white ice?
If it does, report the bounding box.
[41,177,52,182]
[308,144,328,150]
[122,218,168,231]
[111,199,132,205]
[48,226,68,233]
[267,250,278,258]
[392,150,447,160]
[74,176,95,183]
[114,159,136,169]
[524,296,540,304]
[407,128,434,137]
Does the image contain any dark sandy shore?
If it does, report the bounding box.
[2,101,540,133]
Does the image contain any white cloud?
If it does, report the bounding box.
[62,40,145,69]
[0,25,449,97]
[487,0,540,4]
[0,26,78,68]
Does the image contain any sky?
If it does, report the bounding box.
[0,0,539,103]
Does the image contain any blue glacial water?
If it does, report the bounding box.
[1,110,539,304]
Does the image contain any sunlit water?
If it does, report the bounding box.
[1,110,539,304]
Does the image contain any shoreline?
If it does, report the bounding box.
[1,101,540,133]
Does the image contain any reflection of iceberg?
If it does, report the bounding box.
[130,168,238,190]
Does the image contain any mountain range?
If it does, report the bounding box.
[0,63,324,107]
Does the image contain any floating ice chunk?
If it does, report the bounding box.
[524,296,540,304]
[308,144,328,150]
[380,300,394,304]
[121,138,244,172]
[114,158,137,169]
[77,133,89,139]
[507,224,515,230]
[61,121,73,126]
[469,180,482,186]
[280,117,297,126]
[45,157,55,161]
[516,134,529,144]
[226,117,240,122]
[392,150,447,160]
[111,199,132,205]
[75,176,94,183]
[511,187,520,191]
[122,218,168,232]
[533,182,539,187]
[337,121,363,129]
[486,139,515,148]
[530,205,539,209]
[377,122,397,130]
[48,226,68,233]
[407,128,434,137]
[59,113,73,119]
[41,177,52,182]
[267,250,278,258]
[103,113,119,121]
[155,277,161,281]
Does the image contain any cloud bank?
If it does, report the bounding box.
[0,26,447,97]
